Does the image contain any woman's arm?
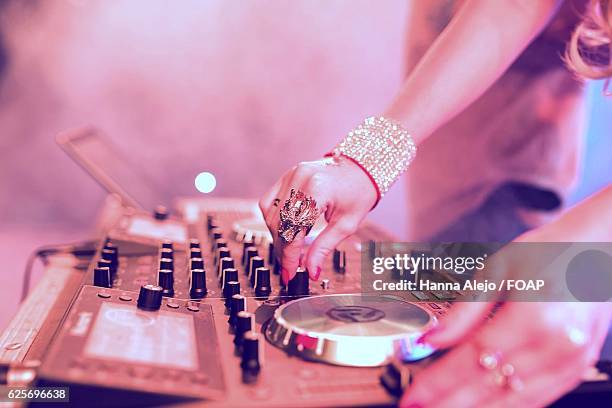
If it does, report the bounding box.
[521,184,612,242]
[261,0,567,280]
[386,0,563,144]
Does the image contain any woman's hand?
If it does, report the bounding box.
[259,156,377,284]
[400,301,611,407]
[401,206,612,407]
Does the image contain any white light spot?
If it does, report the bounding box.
[194,172,216,194]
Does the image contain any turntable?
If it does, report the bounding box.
[266,294,436,367]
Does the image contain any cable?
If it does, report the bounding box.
[20,241,97,303]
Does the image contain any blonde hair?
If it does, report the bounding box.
[566,0,612,83]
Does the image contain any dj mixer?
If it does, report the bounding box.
[0,198,610,407]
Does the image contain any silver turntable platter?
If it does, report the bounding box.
[265,294,437,367]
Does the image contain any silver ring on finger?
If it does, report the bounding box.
[478,349,524,392]
[278,189,319,244]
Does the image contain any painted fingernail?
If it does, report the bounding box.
[311,266,321,281]
[416,325,441,345]
[281,268,289,285]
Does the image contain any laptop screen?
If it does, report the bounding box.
[56,127,167,212]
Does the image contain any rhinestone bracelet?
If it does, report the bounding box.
[327,116,417,202]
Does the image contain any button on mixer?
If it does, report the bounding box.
[241,240,254,265]
[93,266,112,288]
[333,249,347,273]
[228,294,246,328]
[158,269,174,297]
[189,239,200,249]
[137,284,163,311]
[221,268,238,291]
[287,267,309,297]
[241,331,262,384]
[216,248,232,268]
[190,269,207,299]
[234,311,254,350]
[190,257,204,271]
[217,256,234,279]
[154,206,169,221]
[244,247,258,275]
[254,267,271,299]
[248,256,264,287]
[159,257,174,272]
[224,281,240,307]
[160,247,174,261]
[101,247,118,268]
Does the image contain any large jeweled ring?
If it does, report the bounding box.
[478,350,524,392]
[278,189,319,244]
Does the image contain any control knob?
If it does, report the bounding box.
[224,281,240,307]
[228,294,246,328]
[287,267,309,297]
[241,331,262,384]
[234,311,254,350]
[243,247,258,275]
[190,268,207,299]
[190,257,204,271]
[93,266,112,288]
[248,256,264,287]
[158,269,174,297]
[137,284,163,311]
[254,267,271,299]
[221,268,238,291]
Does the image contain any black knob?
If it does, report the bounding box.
[190,249,203,259]
[234,311,254,349]
[190,268,207,299]
[210,228,223,243]
[287,267,309,297]
[228,294,246,328]
[161,240,173,250]
[380,359,412,398]
[224,281,240,307]
[97,259,115,279]
[189,239,201,249]
[159,257,174,272]
[241,240,254,265]
[93,267,112,288]
[101,248,118,268]
[218,257,235,281]
[214,239,228,252]
[190,257,204,271]
[154,205,169,221]
[268,241,275,265]
[244,247,258,274]
[206,214,216,232]
[137,284,163,311]
[158,269,174,297]
[248,256,264,287]
[254,267,271,299]
[241,331,261,383]
[273,258,281,276]
[221,268,238,291]
[333,249,347,273]
[215,247,231,266]
[160,248,174,261]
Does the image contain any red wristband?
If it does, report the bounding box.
[324,152,381,208]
